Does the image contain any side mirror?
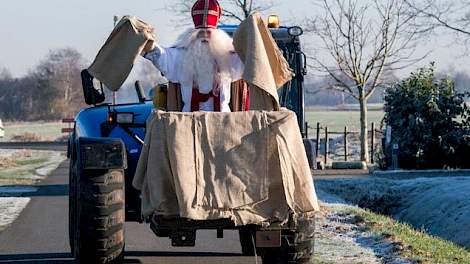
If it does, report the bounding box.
[135,81,146,103]
[81,69,105,105]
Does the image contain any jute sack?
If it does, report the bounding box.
[88,16,155,91]
[233,12,293,110]
[133,110,320,226]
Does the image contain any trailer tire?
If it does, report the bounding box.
[239,226,256,256]
[260,215,315,264]
[71,167,125,264]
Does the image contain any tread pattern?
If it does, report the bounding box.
[239,215,316,264]
[285,215,316,263]
[239,227,256,256]
[71,168,125,264]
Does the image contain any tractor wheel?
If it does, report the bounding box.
[260,215,316,264]
[71,166,125,264]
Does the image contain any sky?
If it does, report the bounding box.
[0,0,468,78]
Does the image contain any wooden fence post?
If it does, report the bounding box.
[324,126,329,165]
[344,126,348,161]
[316,122,320,157]
[371,122,375,164]
[305,122,309,139]
[62,118,75,135]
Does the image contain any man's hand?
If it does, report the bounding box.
[142,40,156,55]
[142,27,157,55]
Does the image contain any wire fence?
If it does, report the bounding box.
[305,122,383,164]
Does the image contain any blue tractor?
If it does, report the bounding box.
[68,20,313,264]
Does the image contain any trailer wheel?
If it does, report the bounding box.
[260,215,316,264]
[71,166,125,264]
[239,226,256,256]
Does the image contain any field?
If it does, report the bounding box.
[1,121,64,142]
[306,110,385,132]
[0,111,384,142]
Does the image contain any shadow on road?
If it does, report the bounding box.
[0,253,73,263]
[0,251,244,263]
[125,251,243,257]
[0,184,68,198]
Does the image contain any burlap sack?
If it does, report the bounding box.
[88,16,155,91]
[233,12,293,110]
[133,110,320,226]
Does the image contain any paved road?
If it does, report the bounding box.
[0,161,260,263]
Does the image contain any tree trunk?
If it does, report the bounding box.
[359,97,369,162]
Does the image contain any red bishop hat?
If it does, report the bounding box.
[192,0,222,29]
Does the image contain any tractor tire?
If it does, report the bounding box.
[70,166,125,264]
[260,215,316,264]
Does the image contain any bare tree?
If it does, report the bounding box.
[39,48,83,101]
[35,48,86,118]
[0,67,12,80]
[405,0,470,37]
[0,49,87,121]
[306,0,423,162]
[169,0,276,23]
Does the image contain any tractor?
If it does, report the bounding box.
[68,17,314,263]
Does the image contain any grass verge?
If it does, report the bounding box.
[0,151,54,180]
[344,206,470,264]
[15,158,48,166]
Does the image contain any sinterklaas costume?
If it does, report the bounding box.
[144,0,245,112]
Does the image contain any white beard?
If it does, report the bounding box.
[182,40,217,93]
[179,29,234,93]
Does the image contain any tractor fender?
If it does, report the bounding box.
[76,137,127,170]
